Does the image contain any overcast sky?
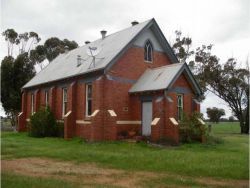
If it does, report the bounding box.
[1,0,250,118]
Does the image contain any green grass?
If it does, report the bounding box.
[1,122,249,180]
[140,176,209,188]
[2,172,79,188]
[209,122,241,134]
[2,172,115,188]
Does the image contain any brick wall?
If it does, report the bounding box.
[75,83,85,120]
[108,47,171,79]
[171,74,197,118]
[26,92,31,117]
[55,87,63,119]
[105,47,171,120]
[19,46,199,142]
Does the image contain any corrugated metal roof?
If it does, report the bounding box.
[23,19,152,88]
[129,63,185,93]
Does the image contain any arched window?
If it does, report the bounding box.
[144,40,153,62]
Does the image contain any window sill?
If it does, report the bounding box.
[144,60,153,63]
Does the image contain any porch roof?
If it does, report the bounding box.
[129,63,202,95]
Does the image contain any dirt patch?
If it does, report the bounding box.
[2,158,249,188]
[2,158,148,187]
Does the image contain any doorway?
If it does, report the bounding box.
[142,101,152,136]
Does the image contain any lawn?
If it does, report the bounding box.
[209,122,241,134]
[1,122,249,187]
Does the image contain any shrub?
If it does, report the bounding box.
[29,106,57,137]
[179,112,207,143]
[56,122,64,138]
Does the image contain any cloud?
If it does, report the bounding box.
[2,0,249,48]
[201,92,233,119]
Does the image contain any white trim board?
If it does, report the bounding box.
[116,121,141,125]
[76,120,91,125]
[108,110,117,117]
[169,117,178,126]
[151,118,160,126]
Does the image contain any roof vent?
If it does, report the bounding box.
[131,21,139,26]
[85,41,90,44]
[100,30,107,39]
[77,55,82,67]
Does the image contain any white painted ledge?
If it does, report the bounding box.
[91,110,99,117]
[64,111,72,118]
[76,120,91,125]
[108,110,117,117]
[116,121,141,125]
[151,118,160,126]
[169,117,178,126]
[197,118,205,125]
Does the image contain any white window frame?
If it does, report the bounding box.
[85,83,92,117]
[31,93,34,115]
[62,88,68,117]
[45,90,49,106]
[177,94,184,121]
[144,40,153,62]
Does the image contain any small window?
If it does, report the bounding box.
[144,40,153,62]
[31,93,34,115]
[62,88,68,117]
[45,90,49,106]
[85,83,92,117]
[177,94,183,121]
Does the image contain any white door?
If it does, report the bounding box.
[142,101,152,136]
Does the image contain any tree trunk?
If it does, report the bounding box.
[246,121,249,134]
[240,119,249,134]
[246,95,249,134]
[10,112,18,130]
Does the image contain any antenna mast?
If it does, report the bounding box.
[86,46,104,69]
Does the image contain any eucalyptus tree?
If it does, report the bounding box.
[1,28,78,127]
[2,29,18,56]
[172,31,249,133]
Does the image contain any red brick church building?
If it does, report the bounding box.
[18,18,201,143]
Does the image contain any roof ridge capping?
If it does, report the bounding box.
[62,18,154,57]
[104,18,154,38]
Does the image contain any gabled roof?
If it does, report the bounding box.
[23,18,178,89]
[129,63,202,95]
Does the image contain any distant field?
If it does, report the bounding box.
[0,118,13,131]
[1,118,12,126]
[1,122,249,188]
[209,122,241,134]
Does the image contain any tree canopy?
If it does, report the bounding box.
[1,54,35,126]
[172,31,249,133]
[2,29,18,56]
[206,107,225,123]
[44,37,78,62]
[1,28,78,127]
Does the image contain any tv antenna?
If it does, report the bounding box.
[86,46,104,69]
